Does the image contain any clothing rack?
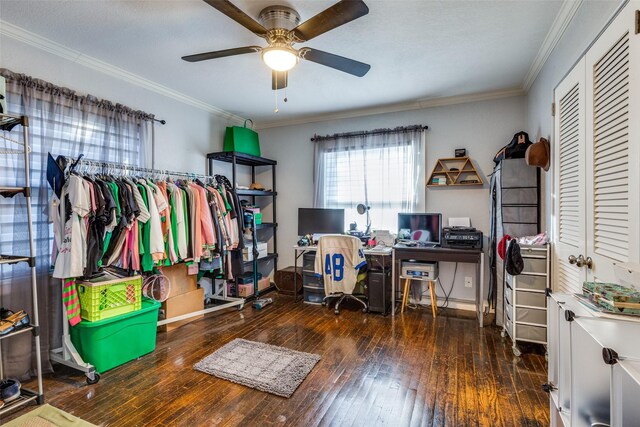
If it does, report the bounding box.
[60,156,213,181]
[50,154,245,384]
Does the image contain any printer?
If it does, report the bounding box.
[442,226,483,250]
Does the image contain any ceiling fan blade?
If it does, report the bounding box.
[300,48,370,77]
[272,71,288,90]
[292,0,369,42]
[182,46,261,62]
[202,0,268,37]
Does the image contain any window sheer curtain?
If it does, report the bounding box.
[0,69,152,378]
[313,127,426,232]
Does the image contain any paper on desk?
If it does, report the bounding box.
[449,217,471,227]
[372,230,395,247]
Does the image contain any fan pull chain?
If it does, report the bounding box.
[274,71,279,113]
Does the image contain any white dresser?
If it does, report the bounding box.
[547,293,640,427]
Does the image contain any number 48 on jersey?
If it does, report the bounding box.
[325,253,345,282]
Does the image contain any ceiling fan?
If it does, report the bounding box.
[182,0,371,90]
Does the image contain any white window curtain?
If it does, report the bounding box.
[313,126,426,232]
[0,69,153,378]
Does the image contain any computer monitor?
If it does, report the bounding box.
[397,213,442,246]
[298,208,345,235]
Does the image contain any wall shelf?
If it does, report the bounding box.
[427,156,483,187]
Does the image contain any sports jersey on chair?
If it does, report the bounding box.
[314,234,366,295]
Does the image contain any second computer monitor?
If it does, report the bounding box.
[397,213,442,246]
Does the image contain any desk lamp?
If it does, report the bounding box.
[357,203,371,235]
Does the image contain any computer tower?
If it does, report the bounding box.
[367,269,391,315]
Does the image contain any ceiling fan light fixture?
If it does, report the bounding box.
[262,47,298,72]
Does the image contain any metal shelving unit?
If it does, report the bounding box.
[0,113,44,416]
[207,151,278,299]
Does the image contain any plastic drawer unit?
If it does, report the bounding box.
[302,252,325,304]
[501,243,550,356]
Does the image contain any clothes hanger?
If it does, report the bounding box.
[0,131,31,155]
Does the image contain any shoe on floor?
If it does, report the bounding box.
[0,379,21,403]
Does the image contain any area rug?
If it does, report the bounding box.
[4,404,96,427]
[193,338,321,398]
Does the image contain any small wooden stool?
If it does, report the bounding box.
[400,277,437,318]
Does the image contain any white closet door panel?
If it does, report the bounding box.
[553,58,587,294]
[585,1,640,283]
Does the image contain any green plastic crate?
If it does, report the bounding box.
[77,275,142,322]
[70,299,160,373]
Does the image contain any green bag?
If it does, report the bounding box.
[223,119,260,157]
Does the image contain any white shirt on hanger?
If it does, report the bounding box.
[52,175,90,279]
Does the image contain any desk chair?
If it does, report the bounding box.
[400,277,437,318]
[315,235,368,315]
[322,269,368,314]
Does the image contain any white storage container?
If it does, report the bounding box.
[242,242,268,261]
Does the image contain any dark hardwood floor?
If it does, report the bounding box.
[9,294,549,426]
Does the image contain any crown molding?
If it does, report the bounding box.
[0,20,246,124]
[255,88,525,130]
[522,0,583,91]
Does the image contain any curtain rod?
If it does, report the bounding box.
[62,155,212,180]
[0,68,163,124]
[310,124,428,142]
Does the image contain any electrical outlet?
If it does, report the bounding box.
[465,276,473,288]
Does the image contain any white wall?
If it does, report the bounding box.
[527,0,622,233]
[259,95,526,304]
[0,35,238,172]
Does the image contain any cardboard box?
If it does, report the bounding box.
[235,279,270,297]
[159,288,204,332]
[160,264,197,298]
[237,284,254,297]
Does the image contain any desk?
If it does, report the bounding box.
[292,245,392,304]
[392,245,486,327]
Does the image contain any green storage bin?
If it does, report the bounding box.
[254,212,263,225]
[70,299,160,373]
[223,119,260,157]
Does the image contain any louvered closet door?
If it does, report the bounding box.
[553,58,587,294]
[585,1,640,283]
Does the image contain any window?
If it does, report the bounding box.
[0,70,153,371]
[314,128,425,233]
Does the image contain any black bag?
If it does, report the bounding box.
[46,153,65,198]
[505,240,524,276]
[493,132,533,165]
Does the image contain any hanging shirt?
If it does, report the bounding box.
[127,178,150,224]
[314,235,366,296]
[53,175,91,279]
[138,179,164,262]
[187,184,203,262]
[168,182,188,260]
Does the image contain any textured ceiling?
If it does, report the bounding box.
[0,0,563,125]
